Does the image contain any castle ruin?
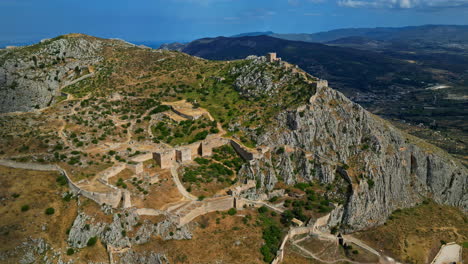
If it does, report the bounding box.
[267,52,281,63]
[152,136,230,169]
[153,150,176,169]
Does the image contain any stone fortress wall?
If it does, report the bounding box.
[271,226,317,264]
[177,196,235,226]
[0,159,123,208]
[97,163,143,182]
[153,135,230,169]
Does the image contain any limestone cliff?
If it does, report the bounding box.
[239,82,467,232]
[0,35,118,113]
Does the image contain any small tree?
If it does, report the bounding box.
[21,205,30,212]
[87,236,97,247]
[258,206,268,214]
[227,208,237,216]
[45,207,55,215]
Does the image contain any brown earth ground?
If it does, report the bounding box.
[133,167,184,210]
[0,165,108,263]
[354,201,468,264]
[121,209,266,264]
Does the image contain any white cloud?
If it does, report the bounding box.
[338,0,468,9]
[288,0,326,5]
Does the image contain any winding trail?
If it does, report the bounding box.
[170,165,198,201]
[291,237,373,264]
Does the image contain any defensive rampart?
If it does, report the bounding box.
[177,196,234,226]
[271,226,316,264]
[230,140,261,161]
[0,159,122,208]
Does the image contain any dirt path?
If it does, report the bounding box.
[170,165,198,201]
[291,237,371,264]
[343,235,381,257]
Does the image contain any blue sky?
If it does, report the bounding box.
[2,0,468,43]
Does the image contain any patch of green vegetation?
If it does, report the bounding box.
[258,211,283,263]
[211,144,245,171]
[21,205,30,212]
[86,236,97,247]
[152,117,216,146]
[66,248,75,255]
[62,78,96,98]
[45,207,55,215]
[227,208,237,215]
[182,162,233,183]
[56,175,68,186]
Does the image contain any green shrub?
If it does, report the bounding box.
[227,208,237,216]
[66,248,74,255]
[45,207,55,215]
[258,206,268,214]
[194,157,210,165]
[21,205,30,212]
[294,182,310,191]
[87,236,97,246]
[276,147,285,154]
[367,179,375,188]
[56,175,68,186]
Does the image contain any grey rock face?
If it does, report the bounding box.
[153,219,192,240]
[67,213,106,248]
[67,210,192,250]
[240,85,467,232]
[117,250,169,264]
[0,37,103,113]
[230,56,293,98]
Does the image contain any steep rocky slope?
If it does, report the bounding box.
[236,68,467,231]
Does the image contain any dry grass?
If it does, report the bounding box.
[354,201,468,264]
[128,209,266,264]
[0,165,78,262]
[183,178,232,198]
[283,242,328,264]
[132,168,184,210]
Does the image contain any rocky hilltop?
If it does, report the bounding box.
[0,35,466,263]
[236,73,467,231]
[0,34,135,113]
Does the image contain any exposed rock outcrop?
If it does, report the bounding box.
[230,55,294,98]
[67,210,192,250]
[0,35,112,113]
[240,84,467,232]
[117,250,169,264]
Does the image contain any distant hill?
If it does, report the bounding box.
[178,35,468,152]
[159,42,186,51]
[271,25,468,45]
[230,31,275,37]
[182,35,432,91]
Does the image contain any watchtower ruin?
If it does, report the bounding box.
[267,52,281,63]
[175,148,192,163]
[153,150,175,169]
